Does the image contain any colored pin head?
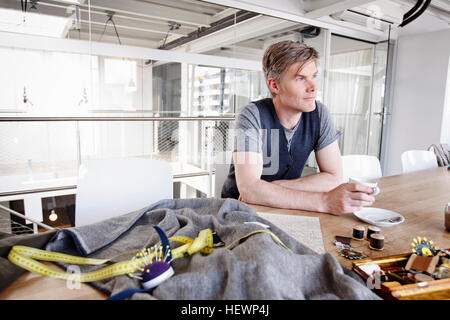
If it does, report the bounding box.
[128,226,175,291]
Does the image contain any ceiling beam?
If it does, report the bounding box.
[143,0,225,15]
[2,0,195,40]
[304,0,375,19]
[85,0,211,27]
[161,11,259,50]
[318,15,385,38]
[1,0,71,16]
[79,21,187,44]
[81,21,179,42]
[200,0,387,42]
[210,8,240,24]
[429,0,450,13]
[4,0,200,30]
[79,13,192,37]
[68,29,160,48]
[171,15,298,53]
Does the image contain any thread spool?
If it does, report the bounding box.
[352,225,365,240]
[413,273,434,282]
[367,226,380,240]
[369,233,384,251]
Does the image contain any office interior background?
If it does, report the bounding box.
[0,0,449,230]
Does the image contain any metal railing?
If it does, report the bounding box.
[0,204,56,234]
[0,116,235,122]
[0,115,236,225]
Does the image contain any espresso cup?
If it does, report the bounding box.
[349,177,380,196]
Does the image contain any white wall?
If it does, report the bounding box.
[441,58,450,145]
[384,28,450,176]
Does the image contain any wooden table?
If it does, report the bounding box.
[0,261,108,300]
[252,166,450,269]
[1,167,449,299]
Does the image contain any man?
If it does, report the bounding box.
[221,40,375,215]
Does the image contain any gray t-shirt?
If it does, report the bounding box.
[233,100,341,154]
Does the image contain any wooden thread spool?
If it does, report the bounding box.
[413,273,434,282]
[366,226,380,240]
[369,233,384,251]
[352,225,365,240]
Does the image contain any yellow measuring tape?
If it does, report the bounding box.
[8,228,290,282]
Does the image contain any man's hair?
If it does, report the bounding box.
[262,41,319,95]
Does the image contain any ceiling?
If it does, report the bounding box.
[0,0,448,55]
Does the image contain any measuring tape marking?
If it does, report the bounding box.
[11,245,110,265]
[8,228,290,283]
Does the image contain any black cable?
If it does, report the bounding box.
[21,0,27,22]
[402,0,423,21]
[399,0,431,27]
[162,29,171,47]
[99,19,109,42]
[99,12,121,45]
[21,0,27,13]
[109,17,122,45]
[161,23,180,48]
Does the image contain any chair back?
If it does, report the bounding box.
[401,150,438,173]
[75,157,172,226]
[341,154,382,182]
[214,151,232,198]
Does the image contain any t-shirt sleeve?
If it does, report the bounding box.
[233,103,263,153]
[315,102,342,151]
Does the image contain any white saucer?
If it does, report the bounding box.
[353,207,405,227]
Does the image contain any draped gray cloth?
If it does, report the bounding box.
[44,198,379,300]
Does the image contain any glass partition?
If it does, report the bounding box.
[0,0,388,231]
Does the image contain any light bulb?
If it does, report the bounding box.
[49,210,58,222]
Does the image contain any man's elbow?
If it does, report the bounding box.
[320,170,343,190]
[237,180,260,203]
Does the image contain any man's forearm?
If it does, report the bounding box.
[272,172,342,193]
[239,178,327,212]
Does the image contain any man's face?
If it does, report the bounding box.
[270,60,318,112]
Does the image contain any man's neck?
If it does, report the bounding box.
[272,97,302,130]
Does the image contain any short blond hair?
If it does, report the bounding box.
[262,41,318,95]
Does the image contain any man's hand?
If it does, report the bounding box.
[321,183,376,215]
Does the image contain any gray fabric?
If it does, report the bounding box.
[234,100,341,153]
[283,120,300,152]
[45,198,379,300]
[315,101,342,151]
[0,230,57,292]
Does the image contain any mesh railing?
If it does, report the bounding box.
[0,214,34,235]
[0,204,56,235]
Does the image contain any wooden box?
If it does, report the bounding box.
[352,250,450,300]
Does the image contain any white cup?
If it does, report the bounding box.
[349,177,380,196]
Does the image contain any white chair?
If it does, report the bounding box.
[401,150,438,173]
[214,151,232,198]
[341,154,382,182]
[75,157,172,226]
